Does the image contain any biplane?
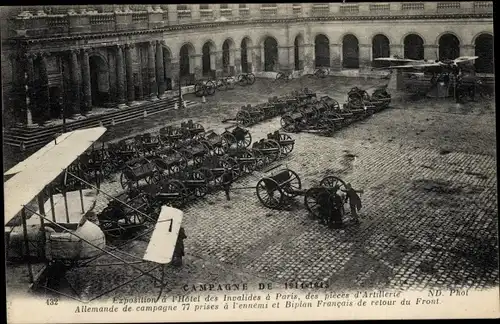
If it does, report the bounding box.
[4,127,184,302]
[374,56,479,99]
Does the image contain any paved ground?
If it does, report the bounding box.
[6,76,498,300]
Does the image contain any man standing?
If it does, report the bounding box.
[221,169,234,201]
[172,227,187,267]
[341,183,363,224]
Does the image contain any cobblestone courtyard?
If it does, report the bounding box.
[6,76,498,300]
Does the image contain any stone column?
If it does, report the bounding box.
[70,49,82,114]
[24,53,35,126]
[214,50,223,77]
[330,44,341,71]
[390,44,403,58]
[125,43,136,104]
[107,49,117,104]
[170,59,180,90]
[278,46,291,71]
[115,45,126,107]
[302,43,314,73]
[81,49,92,112]
[163,49,172,90]
[460,44,475,57]
[192,54,203,80]
[147,41,158,100]
[424,44,438,61]
[156,40,166,98]
[37,52,51,121]
[359,44,371,71]
[233,48,241,75]
[136,45,144,100]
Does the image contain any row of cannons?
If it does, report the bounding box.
[227,86,392,135]
[66,123,295,239]
[194,73,256,97]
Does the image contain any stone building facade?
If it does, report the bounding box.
[0,3,494,126]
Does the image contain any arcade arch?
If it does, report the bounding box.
[315,34,330,68]
[404,34,424,60]
[263,36,278,72]
[474,33,494,73]
[343,34,359,69]
[89,54,109,107]
[202,41,216,77]
[294,34,304,70]
[439,33,460,60]
[240,37,253,73]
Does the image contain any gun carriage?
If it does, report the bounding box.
[152,168,209,208]
[120,157,161,190]
[97,191,150,239]
[251,139,282,169]
[180,120,206,140]
[255,168,348,219]
[152,148,189,177]
[196,155,240,188]
[266,131,295,156]
[221,125,252,149]
[198,130,228,156]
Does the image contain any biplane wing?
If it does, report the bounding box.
[143,206,183,264]
[4,127,107,225]
[380,62,447,74]
[373,57,419,64]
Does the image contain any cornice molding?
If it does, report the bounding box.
[8,13,493,45]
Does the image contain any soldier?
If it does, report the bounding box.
[172,227,187,267]
[221,169,234,201]
[341,183,363,224]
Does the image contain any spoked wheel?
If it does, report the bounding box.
[212,145,226,156]
[280,115,297,133]
[320,175,347,191]
[276,72,285,81]
[192,154,206,167]
[168,163,181,176]
[278,133,295,155]
[238,149,257,174]
[194,83,205,97]
[236,111,253,126]
[252,150,266,169]
[304,187,330,219]
[120,173,133,190]
[238,131,252,148]
[189,170,209,198]
[221,157,241,179]
[206,80,216,95]
[245,73,255,85]
[237,75,247,86]
[262,139,282,163]
[221,132,237,149]
[159,180,188,208]
[348,93,364,108]
[256,178,284,209]
[281,169,302,198]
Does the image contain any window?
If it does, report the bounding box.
[220,4,229,9]
[401,2,424,10]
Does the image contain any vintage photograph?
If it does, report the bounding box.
[2,2,498,322]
